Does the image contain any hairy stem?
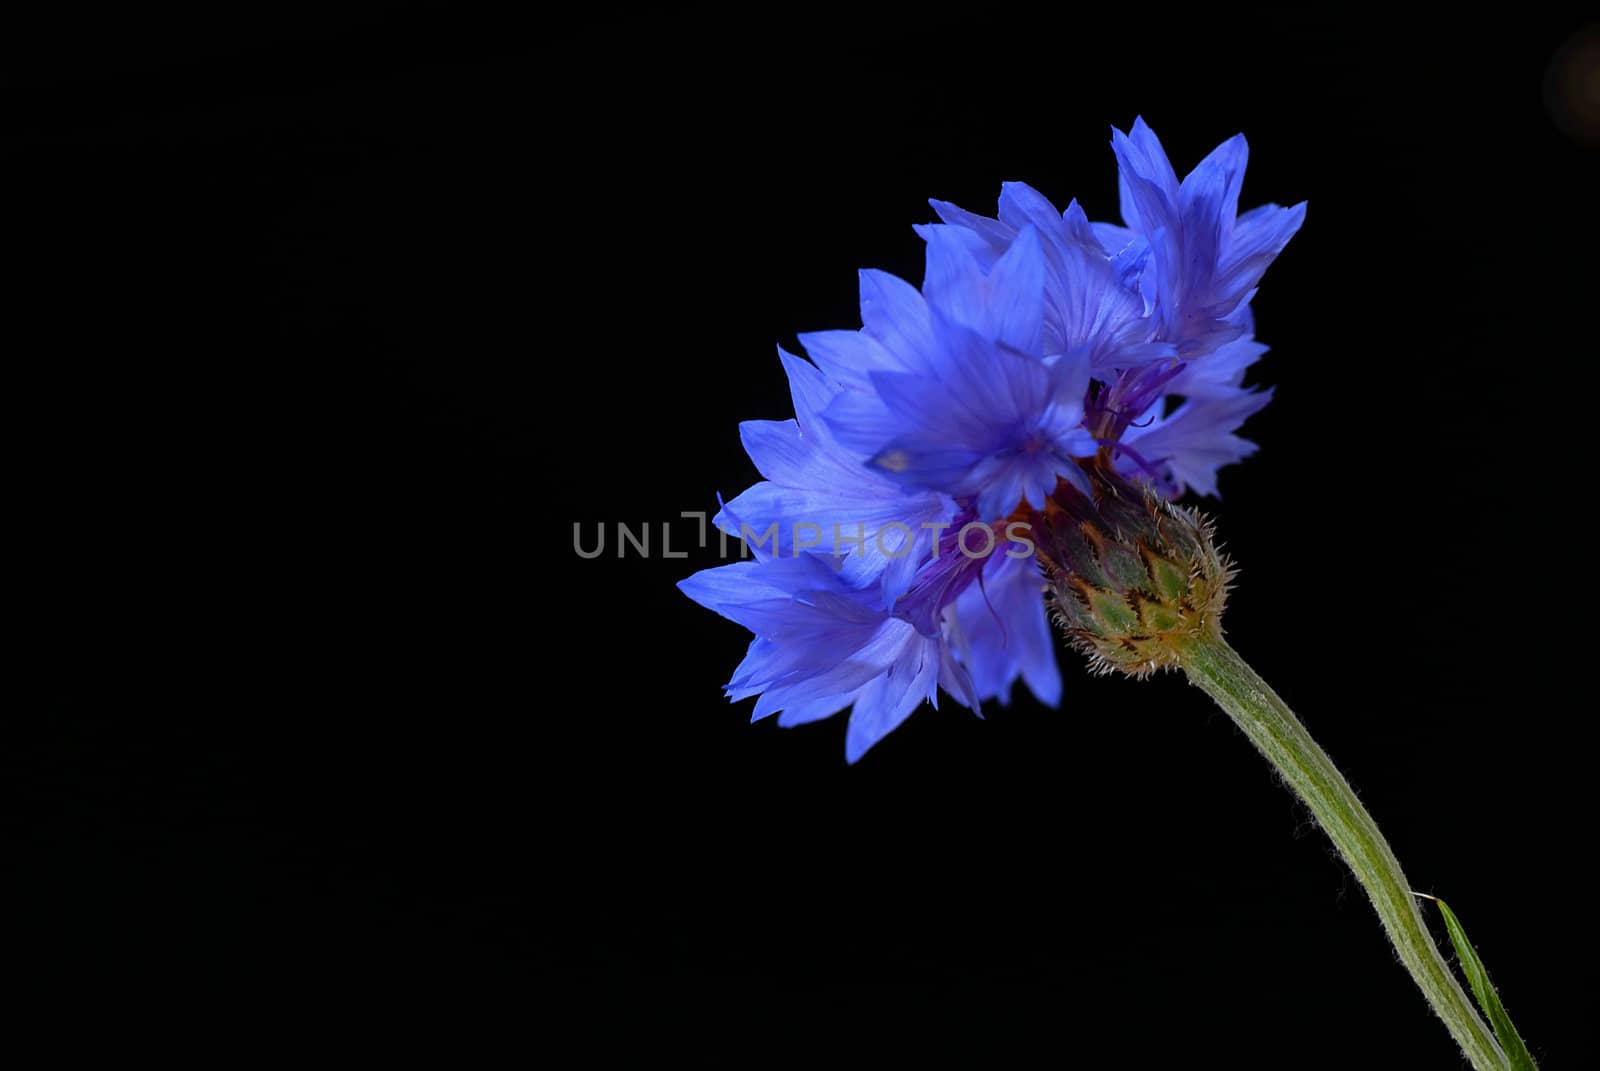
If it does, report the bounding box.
[1178,636,1507,1070]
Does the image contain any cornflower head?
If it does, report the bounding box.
[680,118,1303,760]
[677,120,1540,1071]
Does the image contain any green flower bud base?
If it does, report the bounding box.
[1030,466,1232,678]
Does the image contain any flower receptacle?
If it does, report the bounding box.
[1030,456,1233,677]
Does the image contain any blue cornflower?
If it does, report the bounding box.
[676,123,1525,1068]
[680,119,1302,759]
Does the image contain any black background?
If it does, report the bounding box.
[13,7,1598,1064]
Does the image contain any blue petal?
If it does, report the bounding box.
[930,196,1016,256]
[682,541,975,757]
[974,459,1047,518]
[1090,221,1141,258]
[922,223,1046,355]
[996,181,1068,236]
[948,555,1061,707]
[844,633,940,762]
[775,692,854,727]
[1121,387,1274,496]
[820,384,920,458]
[1045,203,1162,369]
[1112,117,1179,235]
[738,418,812,485]
[1216,202,1308,299]
[775,346,837,432]
[1165,308,1268,398]
[796,329,902,389]
[982,224,1047,355]
[913,221,1002,270]
[1179,133,1249,258]
[920,225,992,339]
[718,480,952,591]
[858,269,936,362]
[678,561,799,623]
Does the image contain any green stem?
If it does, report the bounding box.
[1178,636,1508,1070]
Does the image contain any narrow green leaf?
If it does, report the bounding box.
[1430,896,1539,1070]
